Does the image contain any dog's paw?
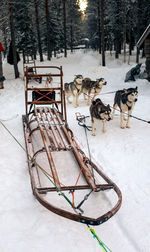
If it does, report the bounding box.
[92,132,96,136]
[121,125,125,129]
[126,125,130,128]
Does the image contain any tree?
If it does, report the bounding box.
[15,0,37,60]
[100,0,105,66]
[8,0,19,78]
[63,0,67,57]
[34,0,43,61]
[45,0,51,60]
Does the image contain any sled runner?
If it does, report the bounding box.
[23,66,122,226]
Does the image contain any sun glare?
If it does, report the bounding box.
[79,0,87,14]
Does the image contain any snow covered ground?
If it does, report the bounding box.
[0,50,150,252]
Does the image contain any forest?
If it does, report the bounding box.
[0,0,150,78]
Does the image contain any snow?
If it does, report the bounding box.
[0,50,150,252]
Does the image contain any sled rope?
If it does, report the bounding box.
[82,90,116,102]
[109,105,150,124]
[99,90,116,95]
[0,120,112,251]
[75,112,96,212]
[76,112,95,183]
[87,225,112,252]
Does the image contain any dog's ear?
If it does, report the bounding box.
[92,100,96,105]
[135,86,138,90]
[96,98,101,103]
[107,104,111,111]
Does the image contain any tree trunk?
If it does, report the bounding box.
[136,47,139,63]
[115,39,119,59]
[34,0,43,62]
[70,18,73,52]
[63,0,67,57]
[100,0,105,66]
[8,1,19,79]
[45,0,51,60]
[123,1,126,63]
[98,1,101,54]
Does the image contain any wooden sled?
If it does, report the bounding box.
[23,66,122,226]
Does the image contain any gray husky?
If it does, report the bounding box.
[111,86,138,128]
[90,98,111,135]
[64,74,83,107]
[82,78,107,105]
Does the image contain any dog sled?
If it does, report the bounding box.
[23,66,122,226]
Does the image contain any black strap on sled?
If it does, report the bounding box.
[76,113,92,131]
[76,189,93,212]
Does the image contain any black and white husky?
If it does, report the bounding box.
[90,98,111,135]
[82,78,107,105]
[111,86,138,128]
[64,75,83,107]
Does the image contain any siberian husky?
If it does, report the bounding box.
[64,74,83,107]
[111,86,138,128]
[90,98,111,135]
[45,74,53,87]
[82,78,107,105]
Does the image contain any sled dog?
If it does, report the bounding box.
[64,74,83,107]
[90,98,111,135]
[45,74,53,87]
[82,78,107,105]
[111,86,138,128]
